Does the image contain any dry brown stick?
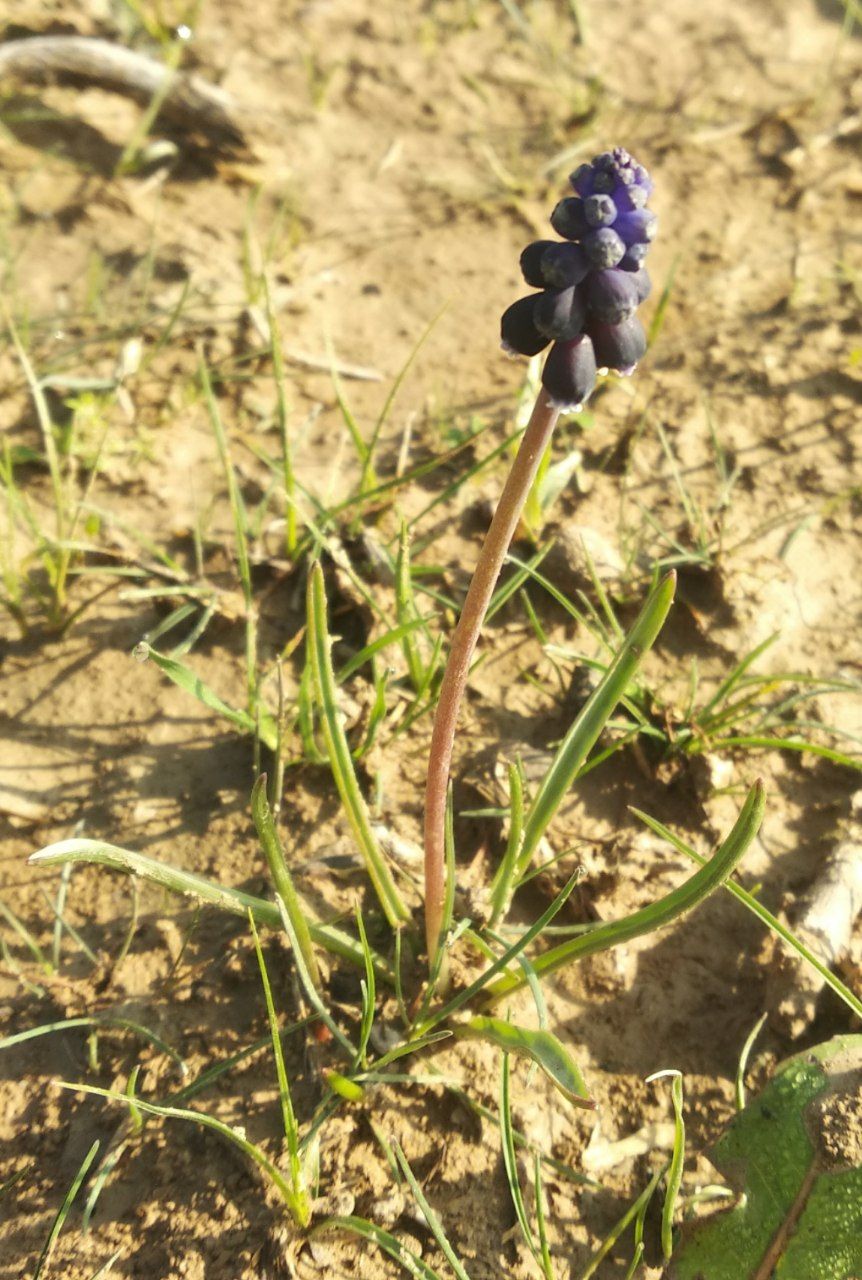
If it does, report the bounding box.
[0,35,246,146]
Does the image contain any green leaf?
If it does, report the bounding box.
[306,562,410,927]
[517,570,675,876]
[28,839,392,980]
[137,643,278,749]
[669,1035,862,1280]
[454,1015,595,1109]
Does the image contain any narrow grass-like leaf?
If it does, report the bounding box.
[0,898,50,972]
[275,895,356,1057]
[394,1141,473,1280]
[28,840,392,979]
[136,643,278,748]
[500,1053,543,1274]
[248,911,310,1226]
[630,806,862,1022]
[489,760,525,925]
[317,1215,444,1280]
[199,352,258,712]
[420,871,581,1031]
[306,561,409,927]
[735,1012,767,1112]
[86,1251,122,1280]
[355,908,376,1069]
[251,774,320,987]
[32,1139,100,1280]
[576,1165,664,1280]
[646,1069,685,1259]
[488,781,765,1002]
[56,1082,300,1212]
[264,277,298,556]
[397,523,427,691]
[456,1015,594,1109]
[517,571,675,875]
[0,1015,186,1073]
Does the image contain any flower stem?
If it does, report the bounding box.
[423,388,560,963]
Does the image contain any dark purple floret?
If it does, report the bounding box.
[569,163,594,196]
[614,209,658,247]
[520,240,559,288]
[550,197,590,241]
[618,243,649,272]
[534,286,587,341]
[583,227,626,269]
[541,335,597,410]
[586,269,639,324]
[541,242,590,288]
[588,314,647,375]
[584,194,618,228]
[501,295,550,357]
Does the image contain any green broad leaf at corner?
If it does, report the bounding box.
[453,1015,596,1110]
[669,1034,862,1280]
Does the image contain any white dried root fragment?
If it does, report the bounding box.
[766,790,862,1037]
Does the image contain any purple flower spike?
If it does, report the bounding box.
[588,314,647,374]
[584,194,618,228]
[503,147,655,381]
[541,242,589,288]
[614,209,658,247]
[550,197,590,241]
[583,227,626,269]
[501,295,550,357]
[586,269,639,324]
[520,240,559,287]
[534,286,587,341]
[541,334,597,410]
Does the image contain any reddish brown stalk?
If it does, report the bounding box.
[423,388,560,962]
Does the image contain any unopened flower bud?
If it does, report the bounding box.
[614,209,658,246]
[520,240,559,287]
[534,286,587,341]
[541,334,597,410]
[618,243,649,272]
[541,242,589,288]
[501,295,550,357]
[550,197,590,241]
[583,227,626,268]
[584,194,618,228]
[586,269,639,324]
[588,314,647,375]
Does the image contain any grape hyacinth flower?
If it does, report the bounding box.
[501,146,657,410]
[424,149,656,964]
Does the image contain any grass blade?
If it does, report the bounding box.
[251,774,320,986]
[306,561,409,927]
[646,1069,685,1259]
[316,1215,444,1279]
[32,1139,100,1280]
[629,807,862,1022]
[517,571,675,876]
[248,912,310,1226]
[28,839,391,979]
[393,1141,473,1280]
[489,781,765,1001]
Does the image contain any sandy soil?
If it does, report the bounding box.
[1,0,861,1276]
